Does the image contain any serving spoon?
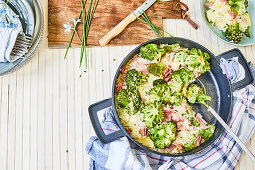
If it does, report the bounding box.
[190,83,255,162]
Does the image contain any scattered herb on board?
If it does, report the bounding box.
[137,12,172,38]
[63,0,99,68]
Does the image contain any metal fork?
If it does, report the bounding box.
[10,32,33,59]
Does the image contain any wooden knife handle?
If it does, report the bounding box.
[99,12,137,46]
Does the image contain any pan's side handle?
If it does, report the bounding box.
[88,98,125,144]
[216,48,254,91]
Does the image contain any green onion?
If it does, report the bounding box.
[64,1,87,60]
[65,0,99,68]
[137,12,172,38]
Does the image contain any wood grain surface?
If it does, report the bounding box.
[48,0,181,48]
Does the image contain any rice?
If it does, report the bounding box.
[206,0,234,31]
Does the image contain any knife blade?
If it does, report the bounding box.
[99,0,157,46]
[133,0,157,17]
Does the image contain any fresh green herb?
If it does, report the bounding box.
[64,0,99,68]
[66,150,69,153]
[137,12,172,38]
[64,2,86,60]
[124,125,129,127]
[113,59,116,61]
[102,69,104,72]
[152,10,155,13]
[79,75,82,77]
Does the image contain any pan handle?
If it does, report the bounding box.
[88,98,125,143]
[216,48,254,91]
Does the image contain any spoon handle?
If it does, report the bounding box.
[208,106,255,162]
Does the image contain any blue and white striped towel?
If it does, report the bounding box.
[86,63,255,170]
[0,2,22,62]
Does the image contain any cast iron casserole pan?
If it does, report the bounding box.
[89,37,254,157]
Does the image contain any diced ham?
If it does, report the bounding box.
[196,113,208,129]
[176,144,184,151]
[163,67,174,82]
[129,56,149,75]
[173,101,188,113]
[115,83,127,93]
[196,134,202,146]
[121,65,128,74]
[165,144,176,152]
[139,65,149,75]
[171,113,183,123]
[228,11,237,20]
[205,2,212,8]
[177,122,194,131]
[115,66,128,93]
[127,129,132,134]
[194,70,201,78]
[220,0,227,3]
[139,125,148,137]
[163,107,173,122]
[177,122,185,131]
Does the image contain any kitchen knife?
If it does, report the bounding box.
[99,0,157,46]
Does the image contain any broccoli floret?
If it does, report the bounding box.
[153,79,167,86]
[183,135,196,151]
[190,117,200,127]
[186,84,211,107]
[186,49,211,73]
[171,71,182,83]
[244,26,251,38]
[244,0,248,8]
[197,93,212,107]
[116,89,130,108]
[149,79,183,105]
[228,0,247,15]
[125,69,143,89]
[148,63,166,77]
[163,44,180,53]
[116,89,141,114]
[173,51,188,64]
[186,84,202,103]
[223,23,243,43]
[168,81,183,93]
[149,81,167,103]
[148,121,177,149]
[149,79,173,103]
[199,125,215,140]
[140,102,165,128]
[189,48,198,55]
[172,68,195,85]
[165,92,184,106]
[140,44,165,61]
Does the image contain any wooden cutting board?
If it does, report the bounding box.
[48,0,181,48]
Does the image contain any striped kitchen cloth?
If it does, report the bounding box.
[86,63,255,170]
[0,1,22,62]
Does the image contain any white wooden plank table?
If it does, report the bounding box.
[0,0,255,169]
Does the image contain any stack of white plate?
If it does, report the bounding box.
[0,0,43,75]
